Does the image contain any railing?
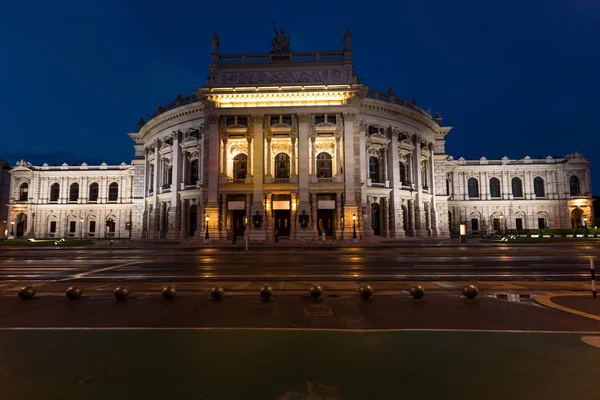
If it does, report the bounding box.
[366,90,431,117]
[139,94,200,131]
[218,51,345,65]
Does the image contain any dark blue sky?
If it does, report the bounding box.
[1,0,598,191]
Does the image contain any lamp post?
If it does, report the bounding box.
[205,214,210,240]
[8,221,15,239]
[352,213,357,240]
[340,216,344,241]
[80,218,84,240]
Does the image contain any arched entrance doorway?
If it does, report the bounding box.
[15,213,27,238]
[571,208,584,228]
[371,203,381,236]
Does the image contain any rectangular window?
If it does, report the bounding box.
[538,218,546,230]
[515,218,523,231]
[471,219,479,232]
[50,221,57,233]
[89,221,96,233]
[69,221,76,233]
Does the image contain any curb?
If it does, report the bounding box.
[534,294,600,322]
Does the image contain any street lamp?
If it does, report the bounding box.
[352,214,357,240]
[80,218,84,240]
[204,214,210,240]
[340,216,344,240]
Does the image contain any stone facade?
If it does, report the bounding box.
[0,159,10,237]
[4,31,594,240]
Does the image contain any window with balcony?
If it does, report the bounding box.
[108,182,118,202]
[533,177,545,198]
[233,154,248,180]
[274,153,290,179]
[511,177,523,198]
[369,157,380,183]
[468,178,479,198]
[89,183,99,202]
[489,177,501,198]
[69,183,79,202]
[19,183,28,201]
[569,175,580,196]
[317,152,332,178]
[50,183,60,202]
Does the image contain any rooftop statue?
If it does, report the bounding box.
[271,21,291,53]
[212,32,220,54]
[342,28,352,50]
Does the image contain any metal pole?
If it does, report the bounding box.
[591,258,597,299]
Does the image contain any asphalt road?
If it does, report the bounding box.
[0,242,598,282]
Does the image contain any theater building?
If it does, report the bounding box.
[5,30,594,240]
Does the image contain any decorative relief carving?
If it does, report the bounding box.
[221,69,343,85]
[315,141,335,154]
[229,142,248,155]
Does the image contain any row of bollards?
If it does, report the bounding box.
[16,283,479,301]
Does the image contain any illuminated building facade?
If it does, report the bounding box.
[5,30,594,240]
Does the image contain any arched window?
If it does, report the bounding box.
[69,183,79,202]
[19,183,28,201]
[317,152,332,178]
[533,177,545,198]
[163,166,172,187]
[399,162,407,184]
[369,157,379,183]
[274,153,290,179]
[468,178,479,198]
[50,183,60,202]
[108,182,118,202]
[233,154,247,180]
[489,177,501,198]
[190,159,199,183]
[511,177,523,197]
[569,176,580,196]
[89,183,99,202]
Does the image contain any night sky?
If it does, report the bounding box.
[1,0,598,193]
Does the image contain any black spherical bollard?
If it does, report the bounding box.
[309,284,323,299]
[114,286,129,300]
[260,284,273,300]
[211,285,224,300]
[410,284,425,299]
[66,286,83,300]
[17,286,36,300]
[359,284,373,299]
[462,284,478,299]
[162,285,176,300]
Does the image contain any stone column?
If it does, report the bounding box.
[265,137,272,180]
[382,197,390,238]
[342,113,359,238]
[310,137,316,182]
[250,115,265,241]
[180,199,188,237]
[363,196,374,237]
[181,152,187,187]
[334,136,341,179]
[291,137,297,178]
[311,193,318,236]
[382,147,389,185]
[205,114,220,239]
[413,136,426,236]
[429,144,439,237]
[246,137,253,184]
[168,132,182,238]
[297,114,310,237]
[150,143,161,238]
[388,132,404,238]
[408,199,416,237]
[199,136,205,184]
[220,138,228,176]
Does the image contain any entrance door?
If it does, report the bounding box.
[232,210,246,236]
[15,213,27,238]
[371,204,381,235]
[317,210,334,236]
[274,210,290,236]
